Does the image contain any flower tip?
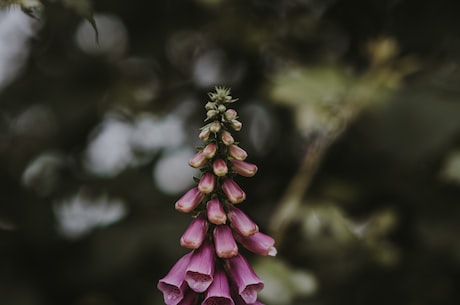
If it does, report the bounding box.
[268,247,278,256]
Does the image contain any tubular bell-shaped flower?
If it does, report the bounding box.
[231,159,258,177]
[202,265,235,305]
[221,130,234,145]
[226,254,264,304]
[214,224,238,258]
[206,198,227,225]
[157,252,193,305]
[175,187,204,213]
[180,214,208,249]
[185,239,215,293]
[234,231,277,257]
[222,178,246,204]
[228,144,247,161]
[189,151,207,168]
[227,205,259,236]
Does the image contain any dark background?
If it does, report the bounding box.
[1,0,460,304]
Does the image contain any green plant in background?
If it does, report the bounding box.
[158,87,276,305]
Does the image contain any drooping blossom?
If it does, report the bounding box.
[185,239,215,293]
[214,225,238,258]
[202,265,235,305]
[228,144,247,161]
[227,205,259,236]
[180,214,208,249]
[206,198,227,225]
[175,187,204,213]
[231,160,258,177]
[226,254,264,304]
[157,252,193,305]
[234,231,277,257]
[222,178,246,204]
[189,151,207,168]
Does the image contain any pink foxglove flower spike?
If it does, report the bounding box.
[157,87,276,305]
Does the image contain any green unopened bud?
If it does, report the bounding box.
[206,110,219,120]
[218,104,227,113]
[224,109,237,121]
[205,102,216,111]
[230,119,242,131]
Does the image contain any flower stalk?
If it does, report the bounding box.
[158,87,276,305]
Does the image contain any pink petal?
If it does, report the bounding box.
[227,205,258,236]
[222,179,246,204]
[206,198,227,225]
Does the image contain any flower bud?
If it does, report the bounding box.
[180,214,208,249]
[221,130,234,146]
[224,109,237,121]
[199,127,211,141]
[206,198,227,225]
[175,187,205,213]
[231,160,258,177]
[209,121,221,133]
[198,172,215,194]
[189,151,207,168]
[217,104,226,113]
[227,205,258,236]
[205,102,216,110]
[228,144,247,161]
[222,178,246,204]
[206,110,219,120]
[230,119,242,131]
[203,143,217,159]
[213,159,228,177]
[214,225,238,258]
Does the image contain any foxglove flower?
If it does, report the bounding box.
[214,225,238,258]
[198,172,215,194]
[213,159,228,177]
[206,198,227,225]
[222,178,246,204]
[180,214,208,249]
[234,231,277,257]
[228,144,247,161]
[185,240,215,293]
[231,160,258,177]
[157,87,275,305]
[175,187,204,213]
[226,254,264,304]
[157,252,193,305]
[227,205,259,236]
[202,265,235,305]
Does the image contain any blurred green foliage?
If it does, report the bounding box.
[1,1,460,305]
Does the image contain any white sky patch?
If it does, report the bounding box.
[54,190,127,239]
[153,148,198,195]
[84,118,134,177]
[0,8,36,91]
